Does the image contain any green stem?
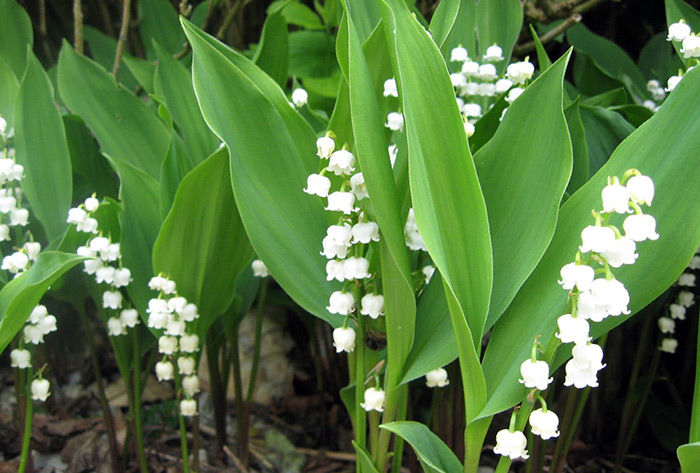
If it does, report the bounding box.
[369,411,380,459]
[206,332,226,461]
[230,330,249,468]
[691,302,700,443]
[355,315,367,452]
[246,278,268,402]
[390,388,408,473]
[18,366,33,473]
[174,369,191,473]
[132,334,148,473]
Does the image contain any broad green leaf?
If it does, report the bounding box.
[610,104,654,128]
[441,0,476,68]
[531,24,552,70]
[352,442,380,473]
[153,148,254,337]
[253,9,290,88]
[182,19,337,324]
[572,54,625,97]
[83,26,139,90]
[480,66,700,419]
[429,0,460,49]
[567,24,648,100]
[0,59,19,129]
[271,0,324,29]
[122,54,157,93]
[468,95,508,154]
[0,0,32,79]
[344,0,381,42]
[58,42,170,180]
[0,252,86,354]
[475,51,572,328]
[564,98,589,194]
[678,442,700,473]
[381,422,463,473]
[159,132,194,218]
[139,0,185,58]
[289,31,338,78]
[14,51,72,241]
[108,157,162,314]
[579,105,635,177]
[665,0,700,61]
[154,43,219,163]
[638,33,683,82]
[581,88,628,107]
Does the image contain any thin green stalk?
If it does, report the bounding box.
[691,303,700,443]
[355,315,367,451]
[206,332,226,460]
[193,415,200,472]
[132,335,148,473]
[369,411,380,458]
[246,278,268,402]
[390,388,408,473]
[174,369,191,473]
[18,366,33,473]
[375,384,409,473]
[230,331,249,468]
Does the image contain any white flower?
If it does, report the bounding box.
[10,164,23,181]
[678,272,696,287]
[678,290,694,307]
[326,191,356,214]
[464,121,475,137]
[178,357,196,375]
[681,34,700,58]
[78,217,98,233]
[156,361,174,381]
[385,112,404,131]
[643,100,658,111]
[589,278,630,318]
[304,173,331,197]
[84,197,100,212]
[11,349,31,368]
[112,268,132,288]
[361,387,385,412]
[316,136,336,160]
[404,208,427,251]
[623,214,659,242]
[148,276,168,291]
[689,255,700,270]
[327,224,353,246]
[463,103,482,118]
[494,429,529,460]
[659,338,678,353]
[166,317,186,337]
[495,78,513,93]
[148,298,171,315]
[328,150,356,176]
[571,343,605,371]
[666,75,682,92]
[505,87,524,104]
[601,184,630,214]
[23,242,41,261]
[40,315,57,335]
[460,82,479,96]
[158,336,179,355]
[600,237,638,268]
[576,290,606,322]
[29,305,48,324]
[670,303,686,320]
[626,175,654,205]
[2,251,29,274]
[388,145,398,168]
[425,368,449,388]
[24,324,44,344]
[326,259,345,282]
[168,297,188,314]
[180,303,198,322]
[0,224,10,241]
[120,309,140,328]
[450,46,469,62]
[556,314,590,345]
[327,291,355,315]
[83,257,103,275]
[103,290,123,310]
[506,61,535,84]
[352,222,380,244]
[107,317,126,336]
[350,173,369,200]
[519,360,552,391]
[0,194,16,213]
[291,88,308,107]
[461,61,479,77]
[180,399,198,417]
[0,117,6,134]
[383,78,399,97]
[579,225,616,253]
[333,327,356,353]
[31,378,51,401]
[483,45,503,62]
[658,316,676,334]
[558,263,595,291]
[95,266,116,285]
[102,243,120,262]
[651,87,666,101]
[423,265,436,283]
[89,237,110,254]
[450,73,467,88]
[252,259,269,277]
[564,358,601,389]
[478,63,498,81]
[529,409,560,440]
[180,334,199,353]
[361,294,385,319]
[182,375,201,396]
[668,21,691,41]
[321,235,350,259]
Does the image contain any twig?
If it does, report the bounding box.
[73,0,84,55]
[513,13,582,56]
[572,0,609,15]
[224,445,249,473]
[215,0,253,40]
[112,0,132,76]
[248,443,275,470]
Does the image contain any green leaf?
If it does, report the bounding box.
[14,51,72,241]
[564,98,590,194]
[153,148,254,337]
[182,19,337,324]
[0,251,86,355]
[271,0,324,29]
[665,0,700,61]
[83,26,139,90]
[381,422,463,473]
[679,442,700,473]
[352,442,380,473]
[480,66,700,419]
[638,33,683,82]
[139,0,185,58]
[122,54,157,93]
[581,88,629,107]
[159,132,194,217]
[475,51,572,328]
[253,9,290,88]
[0,0,33,79]
[429,0,460,49]
[572,54,626,97]
[154,43,219,163]
[579,105,635,177]
[289,31,339,78]
[531,24,552,70]
[58,41,171,180]
[0,59,19,129]
[344,0,382,43]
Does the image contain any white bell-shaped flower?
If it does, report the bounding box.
[182,375,201,396]
[158,336,179,355]
[461,82,479,96]
[40,315,57,335]
[556,314,590,345]
[463,103,482,118]
[450,46,468,62]
[579,225,616,253]
[571,343,605,371]
[464,121,475,137]
[31,378,51,401]
[589,278,630,317]
[148,298,170,314]
[461,61,479,77]
[668,21,691,41]
[112,268,132,288]
[0,223,10,241]
[505,87,524,104]
[95,266,116,285]
[303,173,332,197]
[178,357,196,375]
[678,290,694,307]
[180,399,198,417]
[659,338,678,353]
[423,265,436,283]
[2,251,29,274]
[476,82,496,97]
[148,310,168,330]
[180,334,200,353]
[385,112,404,131]
[344,257,370,280]
[666,75,682,92]
[24,242,41,261]
[361,294,385,319]
[506,61,534,84]
[477,63,497,81]
[600,237,638,268]
[327,291,355,315]
[24,324,44,345]
[120,309,140,328]
[495,78,513,93]
[494,429,529,460]
[352,222,380,244]
[9,208,28,227]
[252,259,269,277]
[84,197,100,212]
[601,183,630,214]
[327,224,353,247]
[332,327,356,353]
[483,45,503,62]
[350,173,369,200]
[558,262,595,291]
[519,359,552,391]
[316,136,335,159]
[670,303,687,320]
[10,348,31,368]
[29,305,48,324]
[623,214,659,242]
[626,175,654,205]
[425,368,449,388]
[326,259,346,282]
[291,88,308,108]
[678,272,696,287]
[321,235,350,259]
[681,34,700,58]
[450,73,467,88]
[328,150,356,176]
[360,387,385,412]
[689,255,700,270]
[156,361,174,381]
[564,358,601,389]
[165,317,186,337]
[103,290,123,310]
[326,192,356,215]
[107,317,126,336]
[529,408,560,440]
[383,78,398,97]
[658,316,676,334]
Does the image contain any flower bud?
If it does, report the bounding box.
[31,378,51,401]
[180,399,198,416]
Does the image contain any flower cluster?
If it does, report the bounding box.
[665,20,698,93]
[495,170,658,462]
[148,275,201,417]
[448,44,534,134]
[11,305,57,401]
[658,246,699,353]
[68,196,139,337]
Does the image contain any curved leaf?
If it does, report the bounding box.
[0,59,19,130]
[0,0,32,79]
[253,8,290,88]
[139,0,184,58]
[381,422,463,473]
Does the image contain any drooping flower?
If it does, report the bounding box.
[325,192,356,215]
[120,308,140,328]
[505,87,524,104]
[103,290,123,310]
[291,88,308,108]
[180,399,198,417]
[425,368,450,388]
[350,173,369,200]
[494,429,529,460]
[360,387,385,412]
[327,150,356,176]
[182,375,201,397]
[626,175,654,205]
[383,78,399,97]
[10,349,31,369]
[558,263,595,291]
[107,317,126,336]
[450,46,469,62]
[556,314,590,345]
[360,293,385,319]
[180,334,200,353]
[316,136,335,159]
[668,21,691,42]
[477,63,498,81]
[678,290,694,307]
[156,361,174,381]
[681,34,700,58]
[600,237,638,268]
[385,112,404,131]
[601,183,630,214]
[158,336,179,355]
[326,259,346,282]
[332,327,356,353]
[483,45,504,62]
[344,257,370,280]
[658,317,676,334]
[519,359,553,391]
[678,272,696,287]
[252,259,270,277]
[304,173,332,197]
[659,338,678,353]
[669,303,687,320]
[31,378,51,401]
[588,278,630,317]
[352,222,380,244]
[579,225,617,253]
[529,408,560,440]
[327,291,355,315]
